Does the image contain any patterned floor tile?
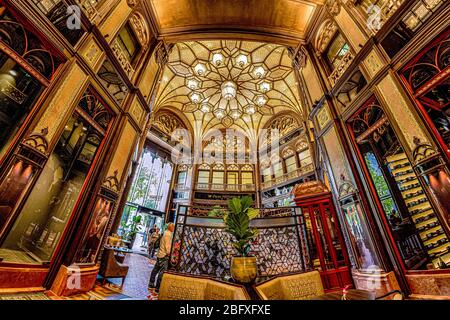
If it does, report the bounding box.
[105,253,156,300]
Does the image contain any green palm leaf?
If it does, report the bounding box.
[209,196,260,257]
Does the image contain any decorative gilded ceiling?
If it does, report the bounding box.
[148,0,325,46]
[154,40,304,138]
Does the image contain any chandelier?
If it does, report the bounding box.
[184,49,273,123]
[158,40,302,131]
[221,81,237,100]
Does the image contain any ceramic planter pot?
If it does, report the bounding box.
[231,256,257,284]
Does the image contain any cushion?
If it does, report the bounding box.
[255,271,325,300]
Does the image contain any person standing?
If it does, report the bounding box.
[148,223,174,292]
[141,225,149,247]
[147,227,160,258]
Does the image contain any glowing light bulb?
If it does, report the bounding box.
[221,81,237,100]
[190,92,202,103]
[215,109,225,119]
[230,109,241,120]
[201,103,211,113]
[255,95,267,106]
[194,63,207,76]
[187,78,200,90]
[212,53,224,66]
[253,66,265,79]
[259,81,271,93]
[245,105,256,115]
[236,54,248,67]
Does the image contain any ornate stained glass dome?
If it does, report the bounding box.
[154,40,304,134]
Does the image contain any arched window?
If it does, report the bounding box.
[296,139,312,168]
[116,22,141,64]
[241,164,254,186]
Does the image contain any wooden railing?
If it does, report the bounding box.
[329,51,354,86]
[111,39,135,79]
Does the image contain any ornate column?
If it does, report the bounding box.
[288,45,319,180]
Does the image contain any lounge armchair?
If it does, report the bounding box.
[98,248,129,288]
[158,272,250,300]
[254,271,325,300]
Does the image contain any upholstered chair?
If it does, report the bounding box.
[98,248,129,288]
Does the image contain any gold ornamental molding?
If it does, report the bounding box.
[127,0,139,8]
[102,170,121,195]
[326,0,342,16]
[329,51,354,86]
[22,127,50,156]
[314,19,338,54]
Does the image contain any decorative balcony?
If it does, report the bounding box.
[328,51,354,87]
[174,183,190,192]
[261,163,315,190]
[111,40,135,78]
[261,192,293,206]
[195,183,256,192]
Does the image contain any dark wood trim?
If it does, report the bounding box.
[306,44,396,275]
[44,86,121,287]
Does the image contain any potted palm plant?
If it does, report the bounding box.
[210,196,260,283]
[122,215,142,249]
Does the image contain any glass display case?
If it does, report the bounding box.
[348,97,450,271]
[0,89,113,265]
[293,180,353,290]
[338,181,381,270]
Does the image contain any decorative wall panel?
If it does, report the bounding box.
[363,49,383,79]
[106,120,138,184]
[129,96,145,128]
[81,37,104,71]
[376,74,431,152]
[99,0,132,42]
[173,206,307,280]
[33,63,88,145]
[316,103,331,131]
[322,126,352,187]
[333,5,366,53]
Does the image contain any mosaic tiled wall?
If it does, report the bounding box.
[174,224,305,279]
